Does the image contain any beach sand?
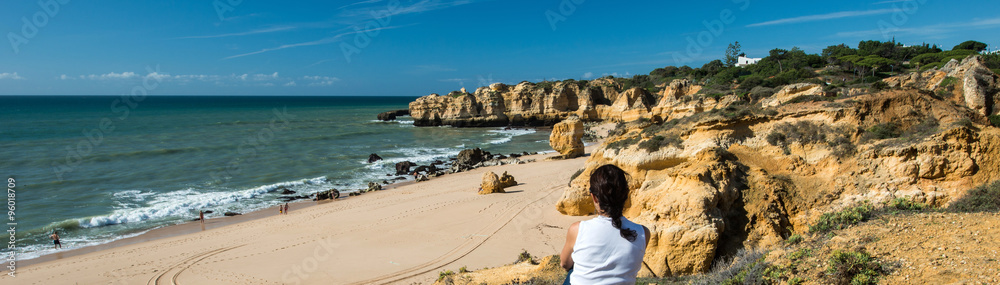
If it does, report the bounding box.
[5,149,592,284]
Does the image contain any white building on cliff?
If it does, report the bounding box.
[736,55,762,67]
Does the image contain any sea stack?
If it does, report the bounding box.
[549,116,585,158]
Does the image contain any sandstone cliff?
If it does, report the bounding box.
[409,78,711,127]
[552,56,1000,277]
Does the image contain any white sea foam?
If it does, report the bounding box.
[487,128,536,144]
[83,177,327,228]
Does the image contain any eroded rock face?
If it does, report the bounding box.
[480,171,505,194]
[883,55,1000,116]
[761,83,824,107]
[554,67,1000,277]
[409,80,647,127]
[549,117,585,158]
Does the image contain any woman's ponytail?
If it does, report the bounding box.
[589,165,637,242]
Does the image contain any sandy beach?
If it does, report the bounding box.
[5,149,591,284]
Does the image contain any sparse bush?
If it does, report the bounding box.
[606,136,640,152]
[939,76,958,88]
[514,250,535,264]
[863,123,901,141]
[948,180,1000,213]
[688,249,772,285]
[887,197,926,211]
[989,115,1000,128]
[785,95,835,105]
[638,134,684,153]
[788,248,812,261]
[870,81,889,92]
[437,270,455,282]
[809,202,874,233]
[828,136,856,158]
[826,250,881,285]
[786,234,803,245]
[749,86,776,101]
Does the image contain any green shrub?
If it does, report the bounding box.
[939,76,958,88]
[688,249,772,285]
[514,250,535,264]
[887,197,926,211]
[809,202,874,233]
[870,81,889,92]
[786,234,803,245]
[785,95,835,105]
[828,136,856,158]
[788,248,812,260]
[826,250,881,285]
[863,123,901,141]
[606,136,640,152]
[437,270,455,282]
[948,180,1000,213]
[989,115,1000,128]
[458,266,469,273]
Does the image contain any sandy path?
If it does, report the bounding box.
[4,152,589,284]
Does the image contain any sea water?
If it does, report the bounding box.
[0,95,552,260]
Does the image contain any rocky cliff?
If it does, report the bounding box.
[409,78,716,127]
[552,55,1000,277]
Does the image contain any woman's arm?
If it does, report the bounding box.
[560,221,580,271]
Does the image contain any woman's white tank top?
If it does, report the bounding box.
[569,216,646,284]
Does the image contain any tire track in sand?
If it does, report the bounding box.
[146,244,245,285]
[346,182,563,285]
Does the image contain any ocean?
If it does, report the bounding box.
[0,95,553,261]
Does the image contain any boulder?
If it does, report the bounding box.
[414,165,438,173]
[395,161,415,175]
[499,171,517,188]
[224,212,241,216]
[549,117,585,158]
[479,171,505,194]
[367,182,382,191]
[377,109,410,121]
[280,189,296,195]
[367,153,383,163]
[451,148,487,172]
[314,189,340,200]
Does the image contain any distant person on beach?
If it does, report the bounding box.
[50,230,62,249]
[200,210,205,223]
[284,203,289,214]
[560,165,650,284]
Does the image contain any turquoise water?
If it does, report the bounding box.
[0,96,552,260]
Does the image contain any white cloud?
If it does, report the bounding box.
[85,72,139,80]
[302,75,339,86]
[582,72,594,79]
[175,26,295,39]
[284,81,297,87]
[747,9,900,27]
[223,25,410,60]
[0,72,25,80]
[834,17,1000,38]
[253,72,279,81]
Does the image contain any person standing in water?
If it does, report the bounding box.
[50,230,62,249]
[560,165,650,284]
[200,210,205,223]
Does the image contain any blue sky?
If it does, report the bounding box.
[1,0,998,96]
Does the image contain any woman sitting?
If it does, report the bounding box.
[560,164,650,284]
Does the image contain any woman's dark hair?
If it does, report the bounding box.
[589,164,637,242]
